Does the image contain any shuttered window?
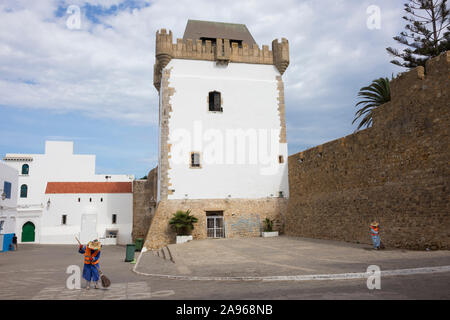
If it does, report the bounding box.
[3,181,11,199]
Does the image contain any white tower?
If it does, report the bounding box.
[147,20,290,248]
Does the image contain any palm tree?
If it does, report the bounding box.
[353,77,391,131]
[169,210,198,235]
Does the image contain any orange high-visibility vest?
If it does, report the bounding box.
[84,247,100,265]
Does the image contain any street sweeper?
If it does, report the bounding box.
[77,238,102,289]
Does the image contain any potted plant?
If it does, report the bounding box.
[169,209,198,244]
[262,218,279,238]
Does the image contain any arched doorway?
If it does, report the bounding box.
[22,222,35,242]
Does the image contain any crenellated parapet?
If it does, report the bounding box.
[153,28,290,91]
[272,38,290,76]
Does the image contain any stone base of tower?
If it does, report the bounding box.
[143,198,288,250]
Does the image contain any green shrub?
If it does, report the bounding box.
[264,218,274,232]
[169,209,198,235]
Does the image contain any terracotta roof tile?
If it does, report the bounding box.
[45,182,132,194]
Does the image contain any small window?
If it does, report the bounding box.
[112,214,117,224]
[278,155,284,163]
[106,230,118,238]
[21,164,29,175]
[89,198,92,202]
[208,91,222,112]
[190,152,201,168]
[100,198,103,202]
[3,181,11,199]
[61,215,67,225]
[78,198,81,202]
[20,184,28,198]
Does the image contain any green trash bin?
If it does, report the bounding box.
[125,244,136,262]
[135,238,144,251]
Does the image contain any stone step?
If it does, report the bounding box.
[151,246,175,263]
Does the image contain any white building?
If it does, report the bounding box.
[43,182,133,245]
[0,161,18,252]
[2,141,134,244]
[146,20,290,245]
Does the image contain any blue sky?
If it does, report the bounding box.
[0,0,406,178]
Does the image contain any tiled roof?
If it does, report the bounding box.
[45,182,132,194]
[3,154,33,161]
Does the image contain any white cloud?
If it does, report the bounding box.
[0,0,405,136]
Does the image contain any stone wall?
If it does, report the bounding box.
[144,198,287,250]
[132,167,158,241]
[285,52,450,250]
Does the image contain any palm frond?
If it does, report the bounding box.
[353,77,391,131]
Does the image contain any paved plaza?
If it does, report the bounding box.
[137,236,450,278]
[1,237,449,300]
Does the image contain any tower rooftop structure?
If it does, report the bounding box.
[182,19,257,45]
[153,20,289,91]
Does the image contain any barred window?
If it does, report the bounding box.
[208,91,222,112]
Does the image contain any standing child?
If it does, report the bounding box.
[370,222,381,250]
[12,234,17,251]
[78,239,102,289]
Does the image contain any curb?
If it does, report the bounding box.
[132,250,450,282]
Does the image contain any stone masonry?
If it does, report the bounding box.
[132,167,158,241]
[285,52,450,250]
[159,67,175,201]
[144,198,287,250]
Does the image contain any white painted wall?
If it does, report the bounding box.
[41,193,133,245]
[0,161,18,234]
[3,141,134,244]
[159,60,289,200]
[15,211,40,243]
[4,141,133,210]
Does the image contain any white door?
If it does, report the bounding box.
[80,214,97,244]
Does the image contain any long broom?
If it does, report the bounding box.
[95,264,111,288]
[75,237,111,288]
